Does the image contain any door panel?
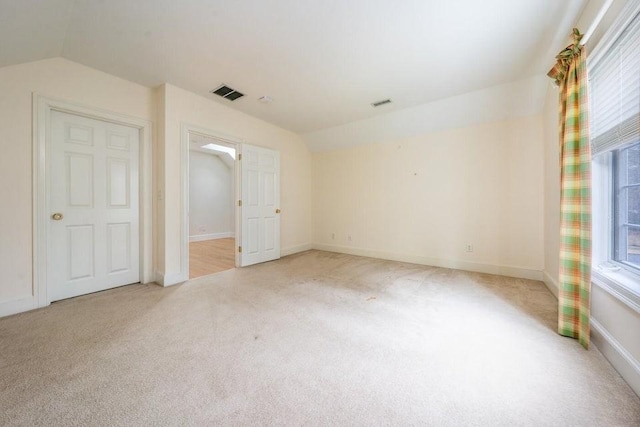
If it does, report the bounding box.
[67,225,95,280]
[247,217,259,254]
[107,158,130,207]
[66,153,94,207]
[240,144,280,266]
[66,123,93,146]
[107,223,131,274]
[264,217,276,251]
[49,111,140,301]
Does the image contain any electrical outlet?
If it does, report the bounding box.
[348,235,352,242]
[466,244,473,253]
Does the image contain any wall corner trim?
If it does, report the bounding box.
[281,243,313,257]
[591,317,640,398]
[542,270,560,299]
[154,271,188,287]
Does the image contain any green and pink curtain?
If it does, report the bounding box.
[547,29,592,349]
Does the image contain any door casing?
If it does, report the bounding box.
[33,94,153,307]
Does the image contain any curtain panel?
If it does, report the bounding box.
[547,29,592,349]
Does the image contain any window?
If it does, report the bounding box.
[589,3,640,299]
[613,143,640,272]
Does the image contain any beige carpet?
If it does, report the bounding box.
[1,250,639,426]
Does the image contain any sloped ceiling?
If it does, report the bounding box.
[0,0,586,134]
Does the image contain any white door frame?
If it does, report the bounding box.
[180,123,242,280]
[33,94,153,307]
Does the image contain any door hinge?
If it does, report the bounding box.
[238,153,242,160]
[238,246,242,253]
[238,200,242,207]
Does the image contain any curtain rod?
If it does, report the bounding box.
[581,0,614,45]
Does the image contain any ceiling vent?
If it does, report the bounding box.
[211,84,244,101]
[371,98,392,107]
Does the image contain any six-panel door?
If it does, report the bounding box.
[240,144,281,266]
[48,111,140,301]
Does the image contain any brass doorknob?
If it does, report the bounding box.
[51,213,63,221]
[275,209,281,214]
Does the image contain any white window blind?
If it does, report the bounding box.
[590,9,640,156]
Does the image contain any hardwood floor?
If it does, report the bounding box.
[189,238,236,279]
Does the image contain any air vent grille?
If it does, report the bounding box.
[211,84,244,101]
[371,98,392,107]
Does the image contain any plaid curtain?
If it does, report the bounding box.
[547,29,592,349]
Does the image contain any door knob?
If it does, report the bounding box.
[51,213,64,221]
[275,209,281,214]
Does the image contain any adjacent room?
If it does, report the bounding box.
[188,133,237,278]
[0,0,639,425]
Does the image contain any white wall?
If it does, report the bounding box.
[189,151,234,239]
[313,115,545,279]
[0,58,156,316]
[156,84,313,283]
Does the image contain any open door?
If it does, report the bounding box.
[239,144,281,266]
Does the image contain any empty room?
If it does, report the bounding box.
[1,0,639,425]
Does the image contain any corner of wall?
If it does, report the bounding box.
[542,270,559,299]
[153,84,167,278]
[281,243,314,257]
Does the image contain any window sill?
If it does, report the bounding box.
[592,266,640,314]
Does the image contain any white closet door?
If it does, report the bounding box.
[240,144,280,266]
[48,111,140,301]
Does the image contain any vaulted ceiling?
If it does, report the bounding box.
[0,0,586,133]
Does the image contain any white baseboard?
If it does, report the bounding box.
[154,271,188,287]
[189,232,235,242]
[312,243,542,281]
[0,296,36,318]
[542,270,559,299]
[591,317,640,398]
[281,243,313,257]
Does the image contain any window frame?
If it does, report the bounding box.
[591,149,640,312]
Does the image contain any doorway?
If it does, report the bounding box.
[34,95,153,309]
[188,132,237,278]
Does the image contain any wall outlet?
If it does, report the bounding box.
[331,233,335,240]
[348,235,352,242]
[466,244,473,253]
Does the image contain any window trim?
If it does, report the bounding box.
[592,269,640,314]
